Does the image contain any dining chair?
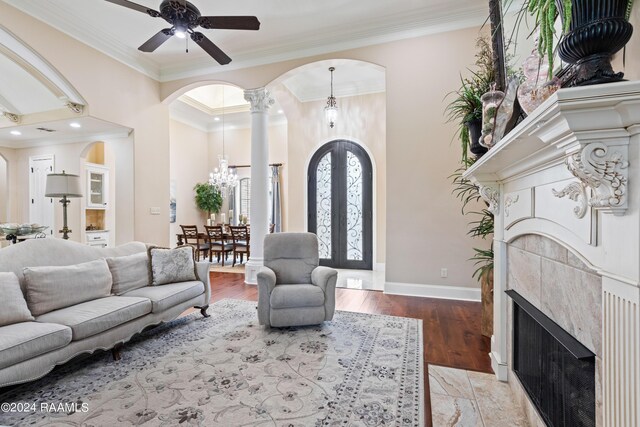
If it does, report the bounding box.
[230,225,250,266]
[180,225,209,261]
[204,225,233,266]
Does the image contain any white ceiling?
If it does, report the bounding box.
[282,61,385,102]
[2,0,488,81]
[170,84,285,132]
[0,116,131,148]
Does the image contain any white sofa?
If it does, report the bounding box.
[0,239,211,387]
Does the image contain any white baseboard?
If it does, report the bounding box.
[375,263,385,272]
[384,281,481,302]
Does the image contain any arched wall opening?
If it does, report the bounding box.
[167,82,289,248]
[266,59,387,269]
[161,59,386,267]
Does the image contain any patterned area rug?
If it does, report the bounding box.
[0,299,423,426]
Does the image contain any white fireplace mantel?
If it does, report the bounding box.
[464,81,640,426]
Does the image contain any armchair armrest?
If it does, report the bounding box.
[312,266,338,321]
[196,261,211,304]
[257,266,277,326]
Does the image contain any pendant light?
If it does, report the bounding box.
[325,67,338,128]
[209,86,238,196]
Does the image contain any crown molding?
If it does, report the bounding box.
[0,129,130,149]
[285,79,386,103]
[4,0,487,83]
[178,95,250,116]
[3,0,161,80]
[157,4,488,81]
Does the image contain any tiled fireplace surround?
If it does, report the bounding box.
[464,81,640,427]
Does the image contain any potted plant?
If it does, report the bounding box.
[518,0,634,86]
[446,38,495,163]
[450,167,495,337]
[194,183,222,218]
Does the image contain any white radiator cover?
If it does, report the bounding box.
[464,81,640,427]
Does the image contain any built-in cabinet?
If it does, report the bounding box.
[84,158,110,247]
[86,163,109,209]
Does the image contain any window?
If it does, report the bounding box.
[239,178,251,222]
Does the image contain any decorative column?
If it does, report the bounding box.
[243,87,274,284]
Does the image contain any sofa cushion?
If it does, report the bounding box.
[36,296,152,341]
[23,259,113,316]
[123,281,205,313]
[0,322,72,370]
[107,252,150,295]
[0,272,34,326]
[270,284,325,309]
[148,246,196,286]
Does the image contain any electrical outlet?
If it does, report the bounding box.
[440,268,448,278]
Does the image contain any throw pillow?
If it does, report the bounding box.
[23,259,113,316]
[148,246,197,286]
[0,272,34,326]
[106,252,150,295]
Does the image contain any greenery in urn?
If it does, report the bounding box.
[194,183,223,217]
[445,37,495,165]
[507,0,635,80]
[446,37,496,282]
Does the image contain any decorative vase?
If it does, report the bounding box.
[479,89,504,149]
[517,45,560,115]
[557,0,633,87]
[466,119,487,159]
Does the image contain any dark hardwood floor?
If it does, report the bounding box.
[205,272,493,427]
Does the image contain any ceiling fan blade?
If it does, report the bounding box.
[138,29,173,52]
[191,32,231,65]
[198,16,260,30]
[104,0,161,17]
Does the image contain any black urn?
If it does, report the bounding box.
[557,0,633,87]
[466,119,487,159]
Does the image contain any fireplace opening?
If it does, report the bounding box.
[507,290,595,427]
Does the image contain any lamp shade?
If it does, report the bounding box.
[45,172,82,198]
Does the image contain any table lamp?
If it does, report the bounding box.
[45,171,82,240]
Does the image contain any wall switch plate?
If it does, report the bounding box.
[150,207,161,215]
[440,268,448,278]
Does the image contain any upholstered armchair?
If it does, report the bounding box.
[257,233,337,327]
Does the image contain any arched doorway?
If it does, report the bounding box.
[308,140,372,270]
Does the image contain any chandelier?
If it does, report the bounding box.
[325,67,338,128]
[209,86,238,196]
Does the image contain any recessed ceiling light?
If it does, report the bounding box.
[277,109,284,114]
[69,122,81,128]
[10,130,21,136]
[214,117,220,121]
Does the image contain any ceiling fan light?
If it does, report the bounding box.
[175,29,186,39]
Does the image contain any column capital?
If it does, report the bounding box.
[244,87,274,113]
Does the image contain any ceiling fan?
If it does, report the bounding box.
[104,0,260,65]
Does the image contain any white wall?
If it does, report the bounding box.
[169,119,210,245]
[271,86,387,264]
[0,155,7,222]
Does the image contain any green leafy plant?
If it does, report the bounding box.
[507,0,635,78]
[446,37,495,166]
[450,166,494,282]
[194,183,222,216]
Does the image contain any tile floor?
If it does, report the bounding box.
[335,268,385,291]
[210,264,386,291]
[429,365,529,426]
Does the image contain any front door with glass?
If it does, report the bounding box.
[308,140,373,270]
